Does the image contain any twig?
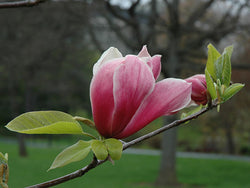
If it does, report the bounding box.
[26,103,217,188]
[123,103,216,149]
[0,0,45,9]
[26,156,103,188]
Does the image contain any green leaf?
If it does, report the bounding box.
[205,69,217,100]
[214,45,233,86]
[49,140,91,170]
[214,54,224,81]
[6,111,84,135]
[221,45,233,87]
[221,53,231,87]
[74,116,96,130]
[91,140,108,160]
[207,44,221,80]
[224,45,233,59]
[104,138,123,160]
[181,105,203,119]
[222,83,245,102]
[0,152,8,163]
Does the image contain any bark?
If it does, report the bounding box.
[8,61,28,157]
[18,134,28,157]
[225,120,235,154]
[156,116,179,186]
[9,81,28,157]
[156,30,180,186]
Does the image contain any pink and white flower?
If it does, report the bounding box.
[90,46,192,139]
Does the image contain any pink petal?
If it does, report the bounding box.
[90,60,122,137]
[116,78,192,138]
[137,45,161,80]
[93,47,123,75]
[185,74,207,105]
[192,81,206,97]
[186,74,206,86]
[138,46,162,80]
[111,55,155,136]
[147,55,161,80]
[138,45,150,58]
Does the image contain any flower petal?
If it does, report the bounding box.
[111,55,155,136]
[185,74,207,105]
[90,60,122,137]
[93,47,123,75]
[137,46,161,80]
[186,74,206,86]
[116,78,192,138]
[147,55,161,80]
[138,45,150,58]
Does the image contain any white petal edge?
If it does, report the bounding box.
[93,47,123,75]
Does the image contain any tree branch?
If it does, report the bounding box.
[106,0,135,25]
[26,156,101,188]
[128,0,141,17]
[185,1,249,49]
[26,102,217,188]
[185,0,214,26]
[165,0,180,33]
[87,20,104,53]
[144,0,158,44]
[104,12,138,51]
[105,0,143,46]
[0,0,45,8]
[123,103,216,149]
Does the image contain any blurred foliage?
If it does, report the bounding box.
[0,2,99,135]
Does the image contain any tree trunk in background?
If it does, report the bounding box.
[8,64,28,157]
[225,120,235,154]
[19,75,37,157]
[156,33,180,186]
[156,116,179,186]
[18,134,28,157]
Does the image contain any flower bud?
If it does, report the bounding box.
[185,74,207,105]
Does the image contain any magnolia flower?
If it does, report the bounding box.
[185,74,207,105]
[90,46,192,139]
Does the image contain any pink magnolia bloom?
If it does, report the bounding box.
[90,46,192,139]
[185,74,207,105]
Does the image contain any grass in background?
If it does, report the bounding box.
[0,142,250,188]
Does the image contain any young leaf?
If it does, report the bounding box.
[74,116,96,130]
[6,111,84,135]
[207,44,221,80]
[0,152,8,163]
[104,138,123,160]
[91,140,108,160]
[221,53,231,87]
[181,105,203,119]
[214,45,233,86]
[224,45,233,59]
[205,69,217,100]
[222,83,245,102]
[49,140,91,170]
[214,55,224,81]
